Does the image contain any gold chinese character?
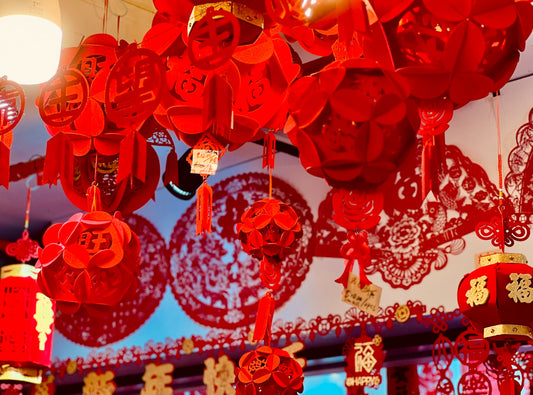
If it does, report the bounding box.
[82,371,116,395]
[353,341,377,374]
[141,363,174,395]
[506,273,533,303]
[465,275,489,307]
[34,293,54,351]
[203,355,235,395]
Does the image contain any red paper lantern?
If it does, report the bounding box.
[457,251,533,342]
[0,264,55,384]
[286,58,417,190]
[36,211,140,315]
[235,346,304,394]
[368,0,533,108]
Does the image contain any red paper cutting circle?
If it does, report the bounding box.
[54,214,169,347]
[105,47,166,127]
[187,8,240,70]
[168,172,314,329]
[0,79,25,135]
[39,68,89,127]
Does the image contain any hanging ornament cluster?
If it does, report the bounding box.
[0,264,55,384]
[237,198,302,290]
[343,333,385,393]
[235,346,304,394]
[143,0,300,151]
[286,58,417,190]
[0,77,25,189]
[37,186,140,315]
[37,34,166,213]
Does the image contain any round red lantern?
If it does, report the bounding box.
[36,211,140,315]
[457,251,533,342]
[286,58,417,190]
[236,346,304,394]
[0,264,55,384]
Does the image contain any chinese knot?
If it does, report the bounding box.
[36,208,140,315]
[235,346,304,395]
[458,251,533,342]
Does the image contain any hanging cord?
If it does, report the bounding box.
[103,0,109,34]
[23,175,39,231]
[495,92,505,252]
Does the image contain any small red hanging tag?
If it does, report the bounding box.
[163,148,179,187]
[196,180,213,235]
[86,184,102,212]
[0,137,10,189]
[262,132,276,169]
[253,292,276,344]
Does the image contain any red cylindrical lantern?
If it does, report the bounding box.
[0,264,55,384]
[235,346,304,394]
[457,251,533,342]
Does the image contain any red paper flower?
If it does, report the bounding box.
[236,346,304,394]
[368,0,533,107]
[237,198,303,264]
[332,189,384,230]
[286,58,417,190]
[36,211,140,315]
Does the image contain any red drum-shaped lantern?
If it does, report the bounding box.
[286,58,416,190]
[236,346,304,394]
[457,252,533,342]
[0,264,55,384]
[36,211,140,315]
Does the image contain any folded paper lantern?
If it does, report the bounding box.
[0,264,55,384]
[236,346,304,394]
[457,251,533,342]
[286,58,417,190]
[36,210,140,315]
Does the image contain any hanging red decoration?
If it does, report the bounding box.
[235,345,304,394]
[0,264,55,384]
[343,333,385,393]
[37,34,164,213]
[237,198,303,269]
[457,251,533,342]
[286,58,416,190]
[36,191,140,315]
[0,77,25,189]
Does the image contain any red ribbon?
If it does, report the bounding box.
[262,132,276,170]
[335,230,371,289]
[86,184,102,212]
[0,137,10,189]
[253,291,275,345]
[421,134,446,200]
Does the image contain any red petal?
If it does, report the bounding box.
[248,229,264,249]
[93,133,124,156]
[252,369,271,384]
[142,23,183,54]
[288,76,328,127]
[39,244,63,266]
[449,72,493,106]
[397,66,451,99]
[73,270,91,303]
[89,249,117,269]
[443,21,485,73]
[81,212,113,226]
[318,66,345,94]
[472,1,516,29]
[272,372,290,388]
[42,223,62,246]
[63,244,90,269]
[233,33,274,64]
[73,98,105,137]
[373,0,416,22]
[266,354,281,370]
[423,0,471,22]
[373,94,406,125]
[167,106,204,135]
[273,212,297,230]
[58,219,82,245]
[330,89,372,122]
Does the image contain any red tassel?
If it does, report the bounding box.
[0,137,10,189]
[163,149,179,186]
[253,292,275,345]
[335,258,355,289]
[263,132,276,169]
[117,130,147,184]
[42,132,74,185]
[86,184,102,212]
[421,135,433,200]
[196,181,212,235]
[204,75,232,140]
[336,231,371,289]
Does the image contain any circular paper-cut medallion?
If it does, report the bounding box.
[54,214,169,347]
[169,172,314,329]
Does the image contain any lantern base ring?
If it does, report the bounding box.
[0,365,43,384]
[483,324,532,340]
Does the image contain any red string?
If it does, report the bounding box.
[24,188,31,230]
[496,94,505,252]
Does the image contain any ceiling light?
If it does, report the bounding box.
[0,0,62,84]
